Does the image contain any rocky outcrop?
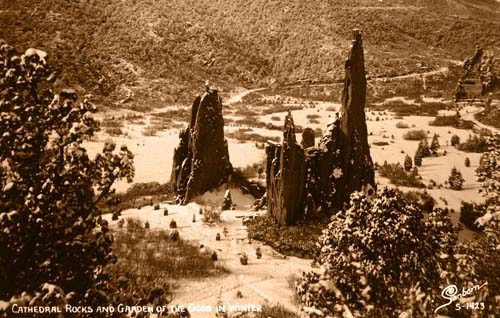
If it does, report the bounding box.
[266,112,306,225]
[171,89,232,203]
[265,30,375,226]
[454,46,497,103]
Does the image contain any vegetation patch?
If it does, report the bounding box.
[226,128,280,143]
[395,121,409,129]
[109,218,227,286]
[460,202,487,232]
[429,115,474,129]
[403,129,427,141]
[378,162,425,188]
[247,214,327,259]
[99,182,174,215]
[456,135,489,153]
[373,100,448,116]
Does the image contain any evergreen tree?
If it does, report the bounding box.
[414,147,423,166]
[297,189,457,317]
[430,134,440,155]
[451,134,460,147]
[465,157,471,167]
[448,167,465,190]
[404,154,413,171]
[0,44,134,307]
[416,139,430,159]
[411,166,419,178]
[454,134,500,316]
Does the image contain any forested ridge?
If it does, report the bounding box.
[1,0,500,108]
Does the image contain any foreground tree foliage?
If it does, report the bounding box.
[298,135,500,317]
[453,133,500,317]
[0,42,134,312]
[297,188,457,318]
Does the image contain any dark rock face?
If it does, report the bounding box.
[265,30,375,226]
[301,127,315,149]
[171,89,232,203]
[266,112,306,225]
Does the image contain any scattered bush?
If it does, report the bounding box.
[429,115,474,129]
[416,138,431,157]
[105,127,125,136]
[240,253,248,265]
[414,148,423,166]
[459,202,486,232]
[169,219,177,228]
[448,167,465,190]
[169,229,180,241]
[256,247,262,259]
[451,134,460,146]
[404,154,413,171]
[456,135,489,153]
[306,114,321,120]
[430,133,440,154]
[378,162,425,188]
[226,128,280,143]
[403,129,427,141]
[397,189,435,212]
[396,121,409,129]
[202,206,222,224]
[465,157,471,167]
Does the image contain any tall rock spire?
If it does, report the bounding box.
[264,30,375,225]
[266,112,306,226]
[171,89,232,203]
[338,29,375,201]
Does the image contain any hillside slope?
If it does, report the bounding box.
[1,0,499,109]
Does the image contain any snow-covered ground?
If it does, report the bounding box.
[88,93,497,232]
[103,187,310,317]
[92,91,499,316]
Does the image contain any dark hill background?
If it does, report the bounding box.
[1,0,499,109]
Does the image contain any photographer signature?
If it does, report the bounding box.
[434,282,488,313]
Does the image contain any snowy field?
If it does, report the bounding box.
[85,96,496,223]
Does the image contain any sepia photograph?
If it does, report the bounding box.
[0,0,499,317]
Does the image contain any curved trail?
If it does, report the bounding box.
[461,107,499,133]
[225,87,267,105]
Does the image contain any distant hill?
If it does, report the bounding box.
[1,0,500,109]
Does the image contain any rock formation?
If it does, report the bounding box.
[336,29,375,201]
[301,127,315,149]
[266,112,306,225]
[171,89,232,203]
[265,30,375,226]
